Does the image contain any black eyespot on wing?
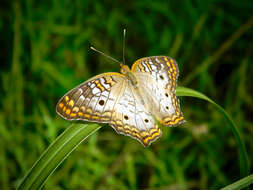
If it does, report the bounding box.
[159,75,164,80]
[124,115,129,120]
[99,100,105,106]
[144,119,149,123]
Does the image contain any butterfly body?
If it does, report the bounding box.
[56,56,184,146]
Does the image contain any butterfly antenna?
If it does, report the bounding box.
[90,46,121,64]
[122,29,126,65]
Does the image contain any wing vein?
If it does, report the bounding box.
[129,85,138,129]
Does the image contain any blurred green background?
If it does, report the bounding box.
[1,0,253,189]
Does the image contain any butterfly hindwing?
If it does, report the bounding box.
[109,82,162,146]
[131,56,184,126]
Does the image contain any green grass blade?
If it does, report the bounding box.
[17,123,101,190]
[176,86,249,178]
[220,174,253,190]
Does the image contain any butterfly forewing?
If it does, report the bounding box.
[56,73,124,122]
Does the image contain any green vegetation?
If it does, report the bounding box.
[1,1,253,189]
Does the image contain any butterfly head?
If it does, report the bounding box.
[120,63,131,74]
[120,63,138,85]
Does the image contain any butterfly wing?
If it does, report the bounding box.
[56,73,125,123]
[131,56,185,126]
[56,72,161,146]
[109,82,162,146]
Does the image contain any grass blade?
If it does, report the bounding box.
[176,86,249,178]
[221,174,253,190]
[17,123,101,190]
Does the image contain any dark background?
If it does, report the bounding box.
[0,0,253,189]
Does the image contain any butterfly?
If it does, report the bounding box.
[56,54,184,146]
